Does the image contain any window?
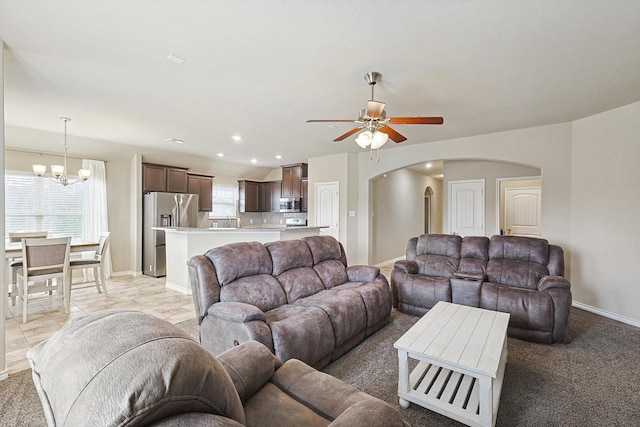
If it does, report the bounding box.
[5,171,85,239]
[209,178,238,218]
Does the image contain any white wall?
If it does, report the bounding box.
[371,168,442,264]
[443,160,541,235]
[571,101,640,322]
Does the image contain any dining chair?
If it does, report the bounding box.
[16,236,71,324]
[70,232,111,295]
[7,231,49,309]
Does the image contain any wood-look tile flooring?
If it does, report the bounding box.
[4,262,395,375]
[4,275,195,375]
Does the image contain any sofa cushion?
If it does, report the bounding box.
[266,240,314,275]
[486,235,550,289]
[266,305,335,368]
[220,274,287,312]
[207,241,273,286]
[458,236,489,276]
[303,235,346,265]
[413,234,462,277]
[27,310,245,427]
[395,274,451,311]
[314,259,349,289]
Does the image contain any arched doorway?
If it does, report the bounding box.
[424,186,434,234]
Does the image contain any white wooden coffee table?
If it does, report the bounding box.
[394,302,509,427]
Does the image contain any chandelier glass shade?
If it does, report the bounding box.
[32,117,91,186]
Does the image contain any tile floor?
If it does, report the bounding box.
[4,262,396,375]
[4,275,195,374]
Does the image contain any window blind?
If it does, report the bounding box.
[5,171,85,239]
[210,178,238,218]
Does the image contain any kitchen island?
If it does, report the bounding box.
[157,226,326,294]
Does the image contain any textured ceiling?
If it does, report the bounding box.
[1,1,640,169]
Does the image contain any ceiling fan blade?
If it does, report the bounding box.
[333,127,363,141]
[378,125,407,143]
[307,119,357,123]
[366,101,386,119]
[388,116,444,125]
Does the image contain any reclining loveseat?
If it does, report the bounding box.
[188,235,392,369]
[27,310,409,427]
[391,234,572,343]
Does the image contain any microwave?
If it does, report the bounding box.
[279,198,301,213]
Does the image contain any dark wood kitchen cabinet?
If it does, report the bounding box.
[281,163,308,198]
[143,163,188,193]
[188,174,213,212]
[261,181,282,212]
[239,180,261,213]
[301,178,308,212]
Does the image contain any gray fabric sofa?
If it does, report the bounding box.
[27,310,409,427]
[188,235,392,369]
[391,234,572,343]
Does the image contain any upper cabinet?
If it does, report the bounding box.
[239,180,281,213]
[143,163,188,193]
[301,178,308,212]
[281,163,308,199]
[188,174,214,212]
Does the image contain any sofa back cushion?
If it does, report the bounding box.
[303,236,348,288]
[486,235,550,289]
[266,240,326,303]
[207,241,273,285]
[459,236,490,275]
[207,242,286,312]
[411,234,462,277]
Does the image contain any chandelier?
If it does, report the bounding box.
[32,117,91,186]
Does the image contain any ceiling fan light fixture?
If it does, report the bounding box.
[370,131,389,149]
[355,131,373,148]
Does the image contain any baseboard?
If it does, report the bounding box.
[110,270,142,278]
[0,369,8,382]
[165,282,192,295]
[572,301,640,328]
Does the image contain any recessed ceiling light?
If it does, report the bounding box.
[217,153,225,157]
[231,135,243,141]
[426,162,433,169]
[275,155,282,160]
[250,159,257,164]
[328,125,337,129]
[166,54,185,64]
[164,137,186,144]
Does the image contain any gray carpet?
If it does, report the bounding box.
[1,307,639,426]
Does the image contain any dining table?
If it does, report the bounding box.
[4,238,100,317]
[4,238,99,259]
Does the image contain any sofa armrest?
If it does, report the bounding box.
[347,265,380,283]
[393,260,418,275]
[217,340,283,402]
[454,271,486,281]
[208,302,267,323]
[538,275,571,292]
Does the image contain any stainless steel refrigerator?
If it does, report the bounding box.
[143,192,199,277]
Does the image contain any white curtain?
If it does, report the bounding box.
[82,159,112,278]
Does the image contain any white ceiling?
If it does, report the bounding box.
[1,1,640,169]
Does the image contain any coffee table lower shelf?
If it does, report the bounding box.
[399,357,506,427]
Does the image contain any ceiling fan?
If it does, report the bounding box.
[307,72,443,153]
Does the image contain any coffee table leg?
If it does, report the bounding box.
[478,375,493,426]
[397,350,410,408]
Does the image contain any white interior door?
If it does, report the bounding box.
[505,187,541,236]
[449,179,485,236]
[315,182,339,240]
